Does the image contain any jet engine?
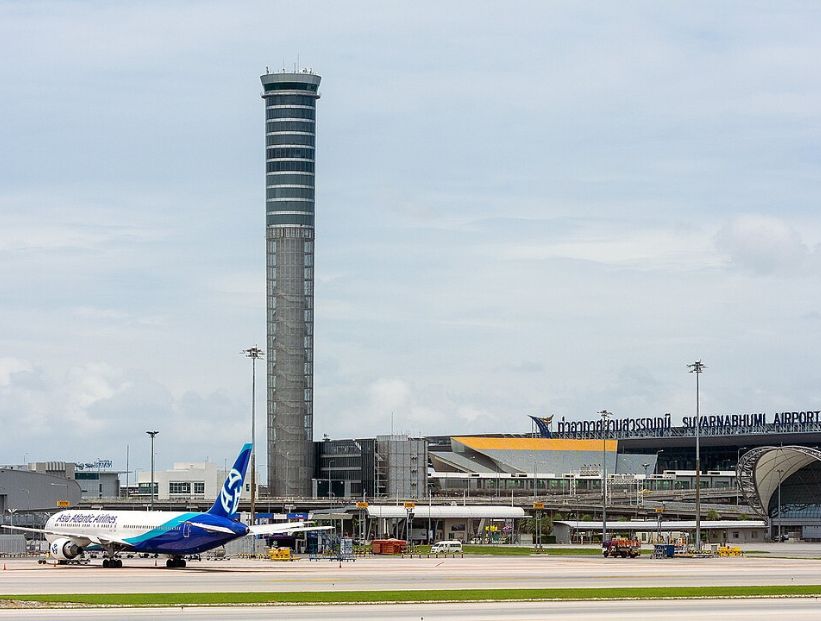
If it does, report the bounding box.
[49,538,83,560]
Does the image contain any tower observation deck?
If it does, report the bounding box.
[261,70,321,497]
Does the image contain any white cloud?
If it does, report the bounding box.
[715,214,812,275]
[2,2,821,467]
[368,378,411,414]
[0,357,32,387]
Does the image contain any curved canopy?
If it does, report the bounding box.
[737,445,821,516]
[366,505,525,519]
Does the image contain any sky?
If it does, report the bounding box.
[1,1,821,480]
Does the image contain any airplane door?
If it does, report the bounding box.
[182,523,190,538]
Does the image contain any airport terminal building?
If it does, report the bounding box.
[314,411,821,540]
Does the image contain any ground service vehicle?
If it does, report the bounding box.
[602,538,641,558]
[431,541,463,554]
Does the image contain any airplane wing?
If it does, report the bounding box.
[93,534,133,548]
[249,522,334,536]
[2,524,91,540]
[1,524,132,548]
[1,524,50,535]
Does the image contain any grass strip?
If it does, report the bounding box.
[461,545,535,556]
[4,585,821,607]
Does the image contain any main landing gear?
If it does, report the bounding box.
[102,558,123,568]
[166,557,187,568]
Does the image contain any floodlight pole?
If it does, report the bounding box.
[146,431,159,510]
[777,467,784,541]
[736,446,747,506]
[598,410,612,545]
[688,360,706,552]
[243,346,265,527]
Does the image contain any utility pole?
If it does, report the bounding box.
[776,467,784,541]
[598,410,612,545]
[146,431,159,510]
[688,360,706,553]
[736,446,747,506]
[243,346,265,527]
[641,463,650,508]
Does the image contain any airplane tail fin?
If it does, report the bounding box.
[207,443,253,519]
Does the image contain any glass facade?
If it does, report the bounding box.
[261,71,321,498]
[769,461,821,520]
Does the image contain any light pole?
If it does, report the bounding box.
[20,488,30,526]
[328,458,334,500]
[428,487,433,544]
[50,479,69,536]
[776,467,784,541]
[598,410,612,544]
[641,463,650,507]
[736,446,747,506]
[243,346,264,526]
[532,462,537,499]
[146,431,159,511]
[687,360,705,552]
[285,451,290,498]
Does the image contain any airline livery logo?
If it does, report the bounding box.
[220,468,243,515]
[50,541,59,556]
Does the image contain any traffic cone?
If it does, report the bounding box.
[3,563,6,570]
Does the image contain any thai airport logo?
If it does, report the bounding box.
[220,469,242,515]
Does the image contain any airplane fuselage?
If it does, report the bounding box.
[45,509,249,556]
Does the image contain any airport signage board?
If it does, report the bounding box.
[356,501,369,509]
[532,502,545,510]
[75,459,113,471]
[403,501,415,509]
[551,410,821,437]
[56,501,70,508]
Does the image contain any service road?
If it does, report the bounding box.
[1,598,821,621]
[2,555,821,595]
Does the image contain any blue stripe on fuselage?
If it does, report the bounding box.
[124,513,247,555]
[123,513,198,546]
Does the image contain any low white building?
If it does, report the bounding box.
[136,462,257,501]
[552,519,769,545]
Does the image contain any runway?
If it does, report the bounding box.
[2,555,821,595]
[1,598,821,621]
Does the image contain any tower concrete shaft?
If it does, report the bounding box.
[261,70,320,497]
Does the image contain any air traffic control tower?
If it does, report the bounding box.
[261,70,320,497]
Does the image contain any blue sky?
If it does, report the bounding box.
[1,2,821,478]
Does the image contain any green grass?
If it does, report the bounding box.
[4,585,821,607]
[461,545,535,556]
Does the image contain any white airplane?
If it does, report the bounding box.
[2,443,330,568]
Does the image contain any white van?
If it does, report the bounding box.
[431,541,463,554]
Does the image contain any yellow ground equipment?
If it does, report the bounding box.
[268,547,292,561]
